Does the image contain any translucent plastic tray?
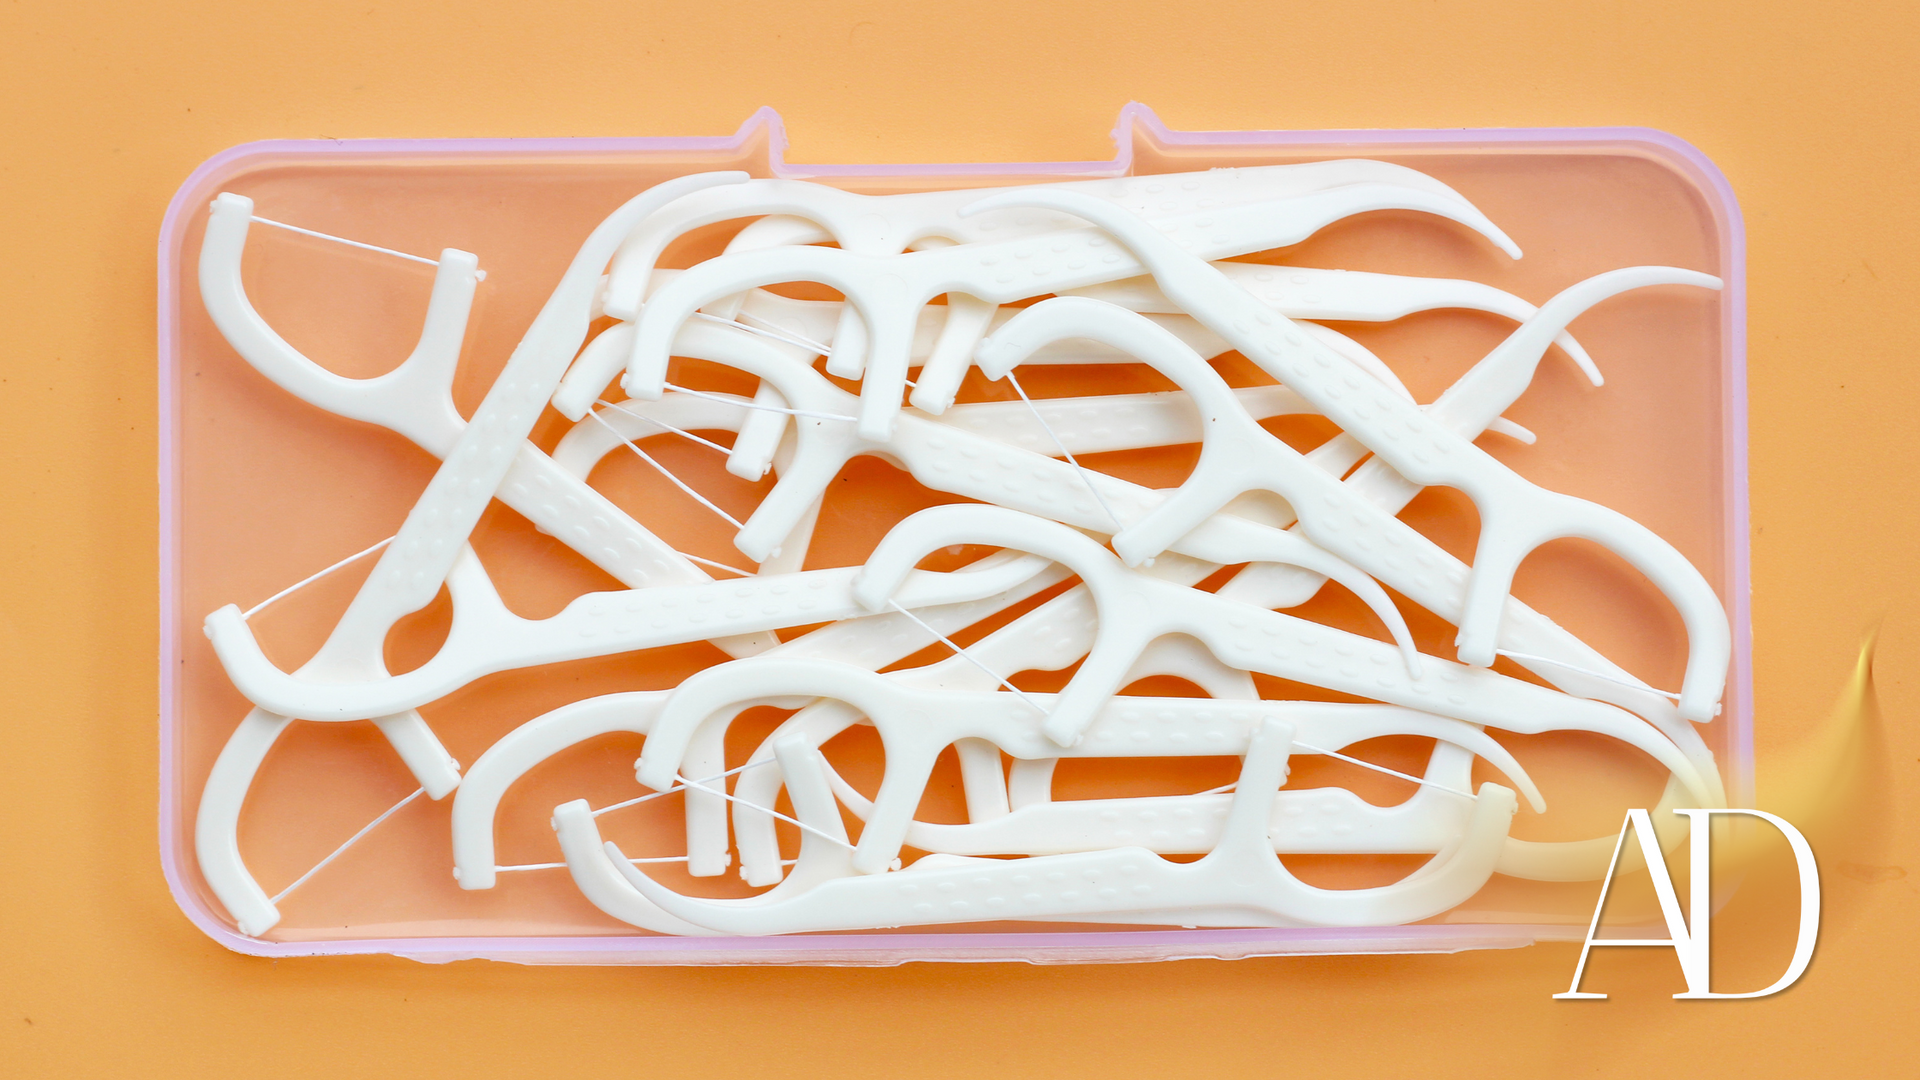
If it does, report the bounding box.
[158,105,1751,964]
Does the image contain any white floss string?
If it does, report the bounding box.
[737,310,831,355]
[586,408,746,530]
[1165,748,1471,803]
[1003,371,1126,533]
[592,758,854,851]
[494,858,800,872]
[588,399,763,575]
[497,856,689,872]
[693,309,832,357]
[1494,649,1684,703]
[270,786,426,905]
[248,214,486,281]
[678,775,860,852]
[885,599,1052,718]
[596,398,737,456]
[662,382,860,424]
[592,758,777,818]
[241,536,396,620]
[1293,741,1477,800]
[674,549,756,578]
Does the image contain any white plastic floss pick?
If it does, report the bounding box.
[581,160,1523,428]
[597,307,1707,811]
[449,549,1075,891]
[566,257,1559,473]
[595,722,1520,934]
[190,156,1732,942]
[195,173,774,936]
[958,185,1730,723]
[619,182,1526,442]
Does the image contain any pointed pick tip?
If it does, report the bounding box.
[1474,219,1522,260]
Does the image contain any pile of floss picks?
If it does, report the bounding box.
[190,159,1729,940]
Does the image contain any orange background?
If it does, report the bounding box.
[2,0,1916,1076]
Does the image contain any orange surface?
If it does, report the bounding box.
[3,0,1918,1076]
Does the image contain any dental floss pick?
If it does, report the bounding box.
[190,158,1732,941]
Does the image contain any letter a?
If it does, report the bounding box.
[1554,808,1820,1000]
